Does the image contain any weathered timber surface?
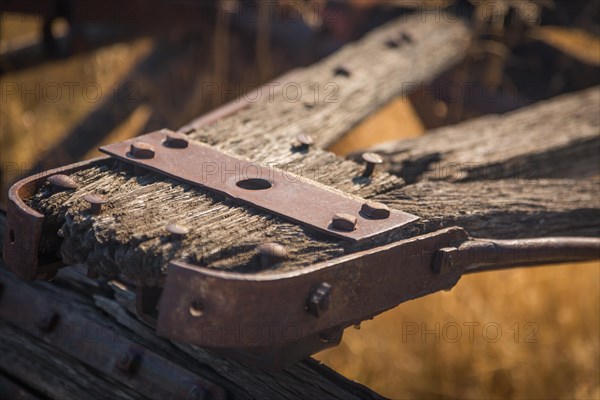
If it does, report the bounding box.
[0,212,385,400]
[359,87,600,183]
[26,14,472,283]
[373,179,600,239]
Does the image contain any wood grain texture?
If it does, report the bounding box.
[25,14,472,283]
[360,87,600,183]
[0,260,385,400]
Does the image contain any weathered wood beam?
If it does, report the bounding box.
[373,179,600,239]
[26,13,472,282]
[0,211,384,400]
[2,13,473,399]
[359,87,600,183]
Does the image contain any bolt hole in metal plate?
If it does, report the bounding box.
[100,130,418,242]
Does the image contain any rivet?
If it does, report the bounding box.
[307,282,332,317]
[361,152,383,177]
[47,174,79,192]
[129,142,155,159]
[163,133,189,149]
[331,213,357,232]
[115,350,141,374]
[256,242,288,268]
[165,223,189,240]
[36,310,59,332]
[83,193,108,215]
[294,133,314,148]
[360,201,390,219]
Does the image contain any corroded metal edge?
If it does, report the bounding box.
[100,130,419,242]
[156,227,470,367]
[3,156,110,281]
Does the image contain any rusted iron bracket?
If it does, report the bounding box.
[154,227,600,369]
[99,130,419,242]
[3,157,110,281]
[0,269,226,400]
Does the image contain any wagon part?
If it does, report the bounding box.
[0,267,226,400]
[4,133,600,369]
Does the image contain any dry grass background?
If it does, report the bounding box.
[1,3,599,399]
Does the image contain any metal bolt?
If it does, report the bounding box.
[431,247,457,273]
[294,133,314,148]
[331,213,357,232]
[83,193,108,215]
[166,223,190,240]
[307,282,332,317]
[361,152,383,177]
[360,201,390,219]
[47,174,79,192]
[129,142,155,159]
[115,350,140,374]
[256,242,288,268]
[163,133,189,149]
[36,310,59,332]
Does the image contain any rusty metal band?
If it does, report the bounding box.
[156,228,469,355]
[0,269,226,400]
[100,130,419,242]
[3,157,110,281]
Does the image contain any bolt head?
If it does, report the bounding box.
[295,133,314,147]
[360,201,390,219]
[83,193,108,206]
[130,142,156,159]
[36,311,59,332]
[307,282,332,317]
[48,174,79,190]
[331,213,357,232]
[115,351,140,373]
[166,223,190,237]
[257,242,288,267]
[164,133,189,149]
[361,152,383,165]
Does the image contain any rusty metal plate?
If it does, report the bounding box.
[100,130,418,242]
[156,227,469,367]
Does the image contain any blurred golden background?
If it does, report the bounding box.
[1,1,599,398]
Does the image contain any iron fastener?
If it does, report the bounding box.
[361,152,383,177]
[83,193,108,215]
[307,282,332,317]
[431,247,457,274]
[163,133,189,149]
[331,213,357,231]
[129,142,155,159]
[294,133,314,149]
[360,201,390,219]
[36,310,59,332]
[47,174,79,192]
[166,223,190,240]
[115,350,141,374]
[257,242,288,268]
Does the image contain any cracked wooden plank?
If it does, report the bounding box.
[24,13,472,283]
[359,87,600,183]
